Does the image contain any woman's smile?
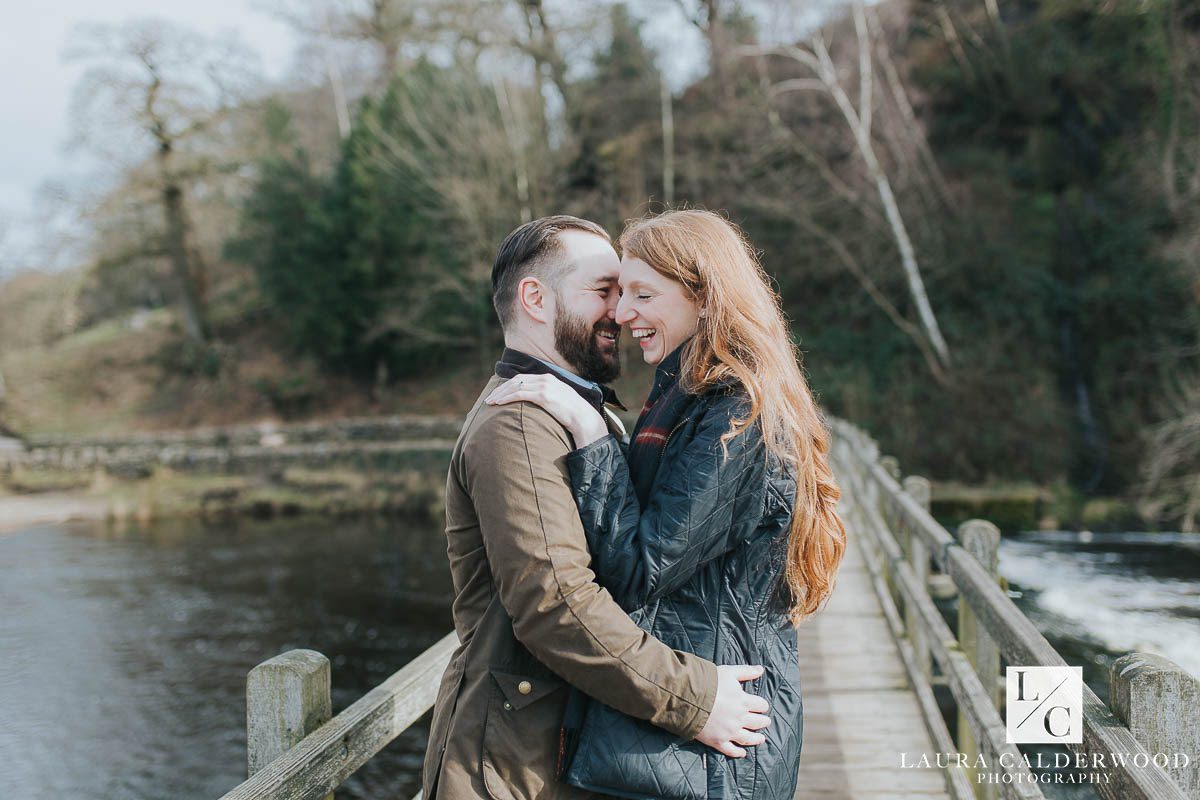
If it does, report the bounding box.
[631,327,657,348]
[616,256,700,365]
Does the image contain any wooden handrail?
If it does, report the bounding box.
[219,632,457,800]
[830,418,1196,800]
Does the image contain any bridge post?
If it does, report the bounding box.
[878,455,901,482]
[902,475,933,683]
[246,648,335,800]
[956,519,1002,800]
[877,455,903,609]
[1109,653,1200,799]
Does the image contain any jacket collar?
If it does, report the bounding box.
[495,347,627,411]
[648,338,742,403]
[646,340,688,406]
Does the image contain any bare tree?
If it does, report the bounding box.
[518,0,573,114]
[361,62,545,366]
[267,0,494,94]
[672,0,734,83]
[1160,0,1200,223]
[65,18,259,343]
[1141,376,1200,530]
[469,0,607,146]
[748,2,953,375]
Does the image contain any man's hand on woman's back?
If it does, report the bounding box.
[695,664,771,758]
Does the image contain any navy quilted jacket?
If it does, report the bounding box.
[558,386,803,800]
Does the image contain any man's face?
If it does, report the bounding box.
[551,230,621,383]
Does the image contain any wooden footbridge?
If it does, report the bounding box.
[216,418,1199,800]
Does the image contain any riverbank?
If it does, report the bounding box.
[0,464,449,532]
[0,492,108,533]
[0,414,1156,533]
[0,414,460,528]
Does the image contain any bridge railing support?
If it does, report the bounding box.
[219,632,457,800]
[1110,653,1200,800]
[902,475,933,684]
[955,519,1002,800]
[828,417,1196,800]
[247,650,334,800]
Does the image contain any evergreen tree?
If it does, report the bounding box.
[571,4,663,222]
[227,76,475,380]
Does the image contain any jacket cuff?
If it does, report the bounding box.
[675,657,719,740]
[566,432,620,462]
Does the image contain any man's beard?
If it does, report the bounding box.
[554,308,621,384]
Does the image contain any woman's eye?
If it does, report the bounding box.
[638,295,652,301]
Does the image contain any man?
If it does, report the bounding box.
[422,216,770,799]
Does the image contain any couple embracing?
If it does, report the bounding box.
[421,210,846,800]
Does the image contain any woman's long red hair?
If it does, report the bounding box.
[619,210,846,622]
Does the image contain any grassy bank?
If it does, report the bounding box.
[0,465,446,526]
[0,267,664,439]
[932,481,1148,534]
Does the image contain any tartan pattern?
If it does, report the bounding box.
[627,343,695,506]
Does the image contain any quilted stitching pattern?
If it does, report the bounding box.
[562,392,804,800]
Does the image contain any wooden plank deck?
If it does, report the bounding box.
[795,534,951,799]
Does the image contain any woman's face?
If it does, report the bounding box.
[615,255,701,365]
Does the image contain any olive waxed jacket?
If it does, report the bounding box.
[421,356,719,800]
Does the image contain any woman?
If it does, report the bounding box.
[485,209,846,799]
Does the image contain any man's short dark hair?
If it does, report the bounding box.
[491,215,611,328]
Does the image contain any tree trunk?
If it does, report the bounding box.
[158,145,207,343]
[814,13,953,371]
[322,11,351,138]
[521,0,576,130]
[492,74,532,222]
[661,74,675,206]
[704,0,727,84]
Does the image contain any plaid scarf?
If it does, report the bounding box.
[627,341,698,506]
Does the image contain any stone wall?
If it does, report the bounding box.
[2,416,462,475]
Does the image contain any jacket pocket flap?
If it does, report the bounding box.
[490,670,563,711]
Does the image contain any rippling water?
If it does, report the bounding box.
[0,516,453,800]
[994,534,1200,800]
[1000,534,1200,684]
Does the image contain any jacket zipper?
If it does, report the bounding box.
[661,418,689,457]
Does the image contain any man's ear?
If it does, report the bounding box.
[517,276,551,324]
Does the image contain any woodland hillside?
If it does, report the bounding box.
[2,0,1198,527]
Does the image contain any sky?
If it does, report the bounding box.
[0,0,296,274]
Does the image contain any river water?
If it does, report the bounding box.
[1000,532,1200,693]
[1,518,1196,799]
[0,516,452,799]
[988,532,1199,800]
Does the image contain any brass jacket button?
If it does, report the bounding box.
[518,680,533,695]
